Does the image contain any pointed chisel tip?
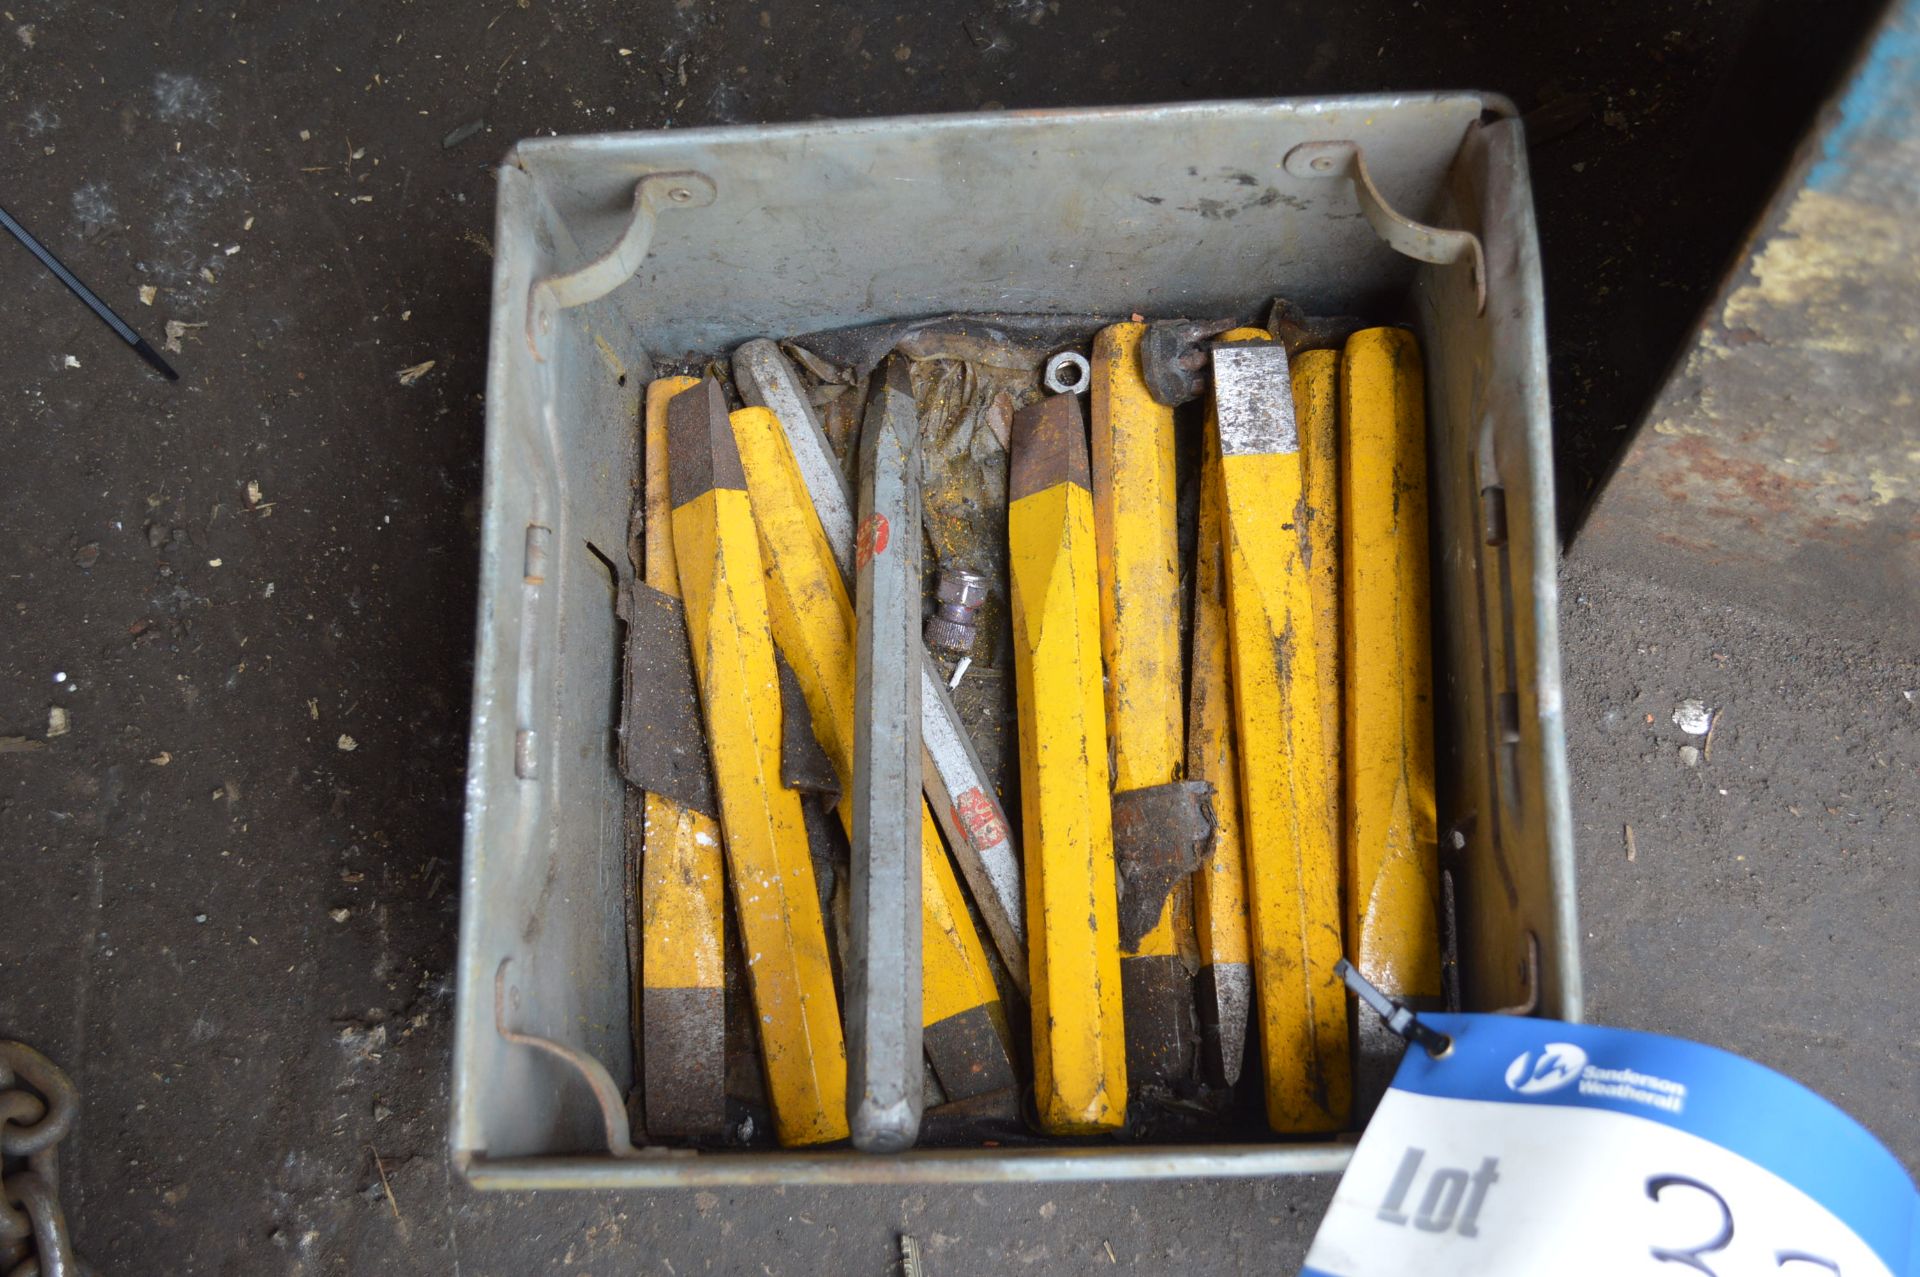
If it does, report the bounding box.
[872,348,914,400]
[859,354,920,464]
[666,378,746,507]
[1008,393,1090,502]
[1196,962,1252,1086]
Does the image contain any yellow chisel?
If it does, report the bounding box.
[1009,392,1127,1133]
[1188,326,1269,1086]
[1213,342,1350,1133]
[639,374,729,1139]
[667,378,848,1148]
[1295,350,1344,1005]
[1091,320,1199,1086]
[1340,328,1440,1022]
[728,392,1016,1113]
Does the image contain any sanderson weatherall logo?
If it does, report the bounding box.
[1505,1043,1688,1114]
[1505,1043,1587,1094]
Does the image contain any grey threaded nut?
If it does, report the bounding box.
[925,569,989,655]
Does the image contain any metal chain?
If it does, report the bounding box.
[1,1042,86,1277]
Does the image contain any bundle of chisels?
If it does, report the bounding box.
[619,302,1440,1151]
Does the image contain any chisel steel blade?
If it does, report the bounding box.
[849,357,926,1151]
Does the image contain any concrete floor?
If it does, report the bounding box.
[1,1,1909,1273]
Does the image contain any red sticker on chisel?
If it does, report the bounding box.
[952,786,1009,849]
[855,513,890,568]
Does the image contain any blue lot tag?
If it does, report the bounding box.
[1303,1013,1919,1276]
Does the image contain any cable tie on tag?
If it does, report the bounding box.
[1336,958,1454,1058]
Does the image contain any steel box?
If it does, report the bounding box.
[457,94,1578,1188]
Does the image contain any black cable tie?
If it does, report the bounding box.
[1336,958,1454,1058]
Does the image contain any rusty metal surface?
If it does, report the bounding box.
[723,915,771,1119]
[641,987,727,1140]
[921,1005,1019,1103]
[617,570,850,836]
[910,346,1036,666]
[1117,957,1198,1090]
[1,1041,86,1277]
[1139,318,1235,406]
[1262,299,1367,356]
[1574,0,1920,638]
[1110,781,1218,953]
[774,652,840,799]
[800,796,849,995]
[919,1085,1024,1146]
[1194,964,1252,1087]
[617,583,717,816]
[666,379,747,502]
[1007,394,1090,501]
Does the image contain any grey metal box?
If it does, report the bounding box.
[456,94,1578,1189]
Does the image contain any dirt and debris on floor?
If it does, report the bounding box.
[1561,556,1920,1168]
[0,0,1905,1272]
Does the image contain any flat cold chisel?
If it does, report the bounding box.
[1187,326,1269,1086]
[848,365,927,1151]
[1212,343,1351,1133]
[638,374,729,1139]
[728,388,1016,1118]
[1091,321,1201,1088]
[1009,392,1127,1133]
[1339,328,1440,1069]
[667,378,848,1148]
[735,340,1029,995]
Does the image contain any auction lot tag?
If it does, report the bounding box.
[1305,1014,1918,1276]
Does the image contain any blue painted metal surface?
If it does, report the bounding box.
[1577,0,1920,638]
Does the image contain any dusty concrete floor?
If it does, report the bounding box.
[1,1,1908,1273]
